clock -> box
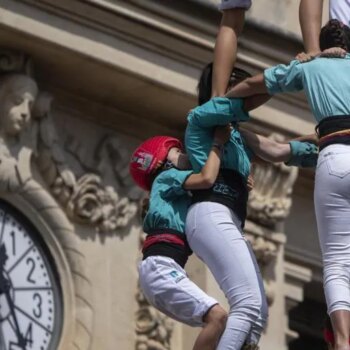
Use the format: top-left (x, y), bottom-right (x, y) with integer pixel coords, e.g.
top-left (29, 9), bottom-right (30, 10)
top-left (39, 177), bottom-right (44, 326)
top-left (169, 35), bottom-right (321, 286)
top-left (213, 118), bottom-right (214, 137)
top-left (0, 199), bottom-right (63, 350)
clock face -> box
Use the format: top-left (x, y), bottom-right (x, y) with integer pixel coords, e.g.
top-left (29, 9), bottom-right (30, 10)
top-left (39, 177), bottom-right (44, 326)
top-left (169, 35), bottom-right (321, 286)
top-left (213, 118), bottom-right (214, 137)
top-left (0, 200), bottom-right (62, 350)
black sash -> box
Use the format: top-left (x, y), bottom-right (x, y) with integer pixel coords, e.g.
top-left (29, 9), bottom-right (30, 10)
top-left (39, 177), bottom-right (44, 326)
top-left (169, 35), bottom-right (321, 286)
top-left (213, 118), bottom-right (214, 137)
top-left (191, 169), bottom-right (248, 228)
top-left (316, 115), bottom-right (350, 150)
top-left (142, 229), bottom-right (192, 268)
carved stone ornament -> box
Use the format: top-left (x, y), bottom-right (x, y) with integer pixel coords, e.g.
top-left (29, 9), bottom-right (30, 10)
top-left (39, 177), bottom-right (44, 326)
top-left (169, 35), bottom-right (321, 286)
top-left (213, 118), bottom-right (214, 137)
top-left (247, 133), bottom-right (299, 228)
top-left (34, 94), bottom-right (137, 233)
top-left (246, 233), bottom-right (278, 305)
top-left (135, 232), bottom-right (174, 350)
top-left (0, 51), bottom-right (137, 233)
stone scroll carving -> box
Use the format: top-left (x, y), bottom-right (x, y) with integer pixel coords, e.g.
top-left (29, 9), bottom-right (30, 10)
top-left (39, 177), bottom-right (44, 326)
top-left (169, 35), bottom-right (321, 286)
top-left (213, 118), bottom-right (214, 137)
top-left (33, 95), bottom-right (137, 233)
top-left (247, 134), bottom-right (299, 228)
top-left (0, 51), bottom-right (137, 233)
top-left (135, 232), bottom-right (174, 350)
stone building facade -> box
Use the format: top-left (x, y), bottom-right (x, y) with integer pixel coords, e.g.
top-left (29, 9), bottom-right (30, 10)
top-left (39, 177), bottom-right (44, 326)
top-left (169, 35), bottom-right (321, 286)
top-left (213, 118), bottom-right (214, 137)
top-left (0, 1), bottom-right (330, 349)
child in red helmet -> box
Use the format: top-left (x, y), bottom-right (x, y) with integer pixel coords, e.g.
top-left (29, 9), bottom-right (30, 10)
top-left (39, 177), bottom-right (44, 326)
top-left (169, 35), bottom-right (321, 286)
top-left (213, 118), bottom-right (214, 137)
top-left (130, 128), bottom-right (231, 350)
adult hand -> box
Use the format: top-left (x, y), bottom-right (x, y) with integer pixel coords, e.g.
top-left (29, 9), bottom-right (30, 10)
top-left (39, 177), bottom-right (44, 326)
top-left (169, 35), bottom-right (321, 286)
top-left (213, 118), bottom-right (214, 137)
top-left (320, 47), bottom-right (347, 58)
top-left (295, 51), bottom-right (318, 63)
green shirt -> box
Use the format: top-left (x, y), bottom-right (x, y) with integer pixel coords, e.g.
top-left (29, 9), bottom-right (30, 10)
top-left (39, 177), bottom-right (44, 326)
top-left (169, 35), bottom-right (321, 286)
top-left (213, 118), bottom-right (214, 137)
top-left (143, 168), bottom-right (193, 235)
top-left (264, 55), bottom-right (350, 122)
top-left (185, 97), bottom-right (253, 179)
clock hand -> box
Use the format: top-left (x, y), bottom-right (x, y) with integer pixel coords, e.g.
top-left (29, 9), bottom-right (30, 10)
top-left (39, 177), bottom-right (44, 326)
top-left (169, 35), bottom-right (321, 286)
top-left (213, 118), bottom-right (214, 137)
top-left (0, 244), bottom-right (7, 294)
top-left (5, 289), bottom-right (26, 350)
top-left (0, 244), bottom-right (26, 350)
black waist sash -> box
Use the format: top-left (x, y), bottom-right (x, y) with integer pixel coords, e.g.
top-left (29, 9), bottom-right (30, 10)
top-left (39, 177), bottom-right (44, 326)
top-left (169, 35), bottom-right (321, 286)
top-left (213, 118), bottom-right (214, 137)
top-left (316, 116), bottom-right (350, 150)
top-left (191, 169), bottom-right (248, 228)
top-left (142, 229), bottom-right (192, 268)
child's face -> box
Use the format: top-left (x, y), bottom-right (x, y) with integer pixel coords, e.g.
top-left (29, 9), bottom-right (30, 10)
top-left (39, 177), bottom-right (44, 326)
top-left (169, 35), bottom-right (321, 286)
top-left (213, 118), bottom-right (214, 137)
top-left (167, 147), bottom-right (192, 170)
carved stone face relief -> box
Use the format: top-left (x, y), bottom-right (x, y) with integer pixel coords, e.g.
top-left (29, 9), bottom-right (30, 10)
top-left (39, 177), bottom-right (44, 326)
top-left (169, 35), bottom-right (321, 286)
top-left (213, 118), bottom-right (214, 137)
top-left (0, 75), bottom-right (37, 137)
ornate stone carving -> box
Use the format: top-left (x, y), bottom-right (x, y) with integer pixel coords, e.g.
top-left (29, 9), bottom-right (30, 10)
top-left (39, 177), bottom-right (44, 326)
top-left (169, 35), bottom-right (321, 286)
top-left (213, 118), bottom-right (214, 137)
top-left (247, 133), bottom-right (299, 228)
top-left (0, 50), bottom-right (31, 75)
top-left (0, 60), bottom-right (137, 233)
top-left (33, 92), bottom-right (137, 232)
top-left (247, 235), bottom-right (278, 267)
top-left (246, 232), bottom-right (278, 306)
top-left (135, 287), bottom-right (174, 350)
top-left (135, 232), bottom-right (174, 350)
top-left (0, 74), bottom-right (38, 192)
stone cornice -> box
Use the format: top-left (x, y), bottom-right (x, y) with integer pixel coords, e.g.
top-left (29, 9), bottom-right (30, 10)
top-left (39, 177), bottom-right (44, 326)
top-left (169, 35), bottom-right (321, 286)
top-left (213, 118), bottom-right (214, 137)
top-left (0, 0), bottom-right (315, 136)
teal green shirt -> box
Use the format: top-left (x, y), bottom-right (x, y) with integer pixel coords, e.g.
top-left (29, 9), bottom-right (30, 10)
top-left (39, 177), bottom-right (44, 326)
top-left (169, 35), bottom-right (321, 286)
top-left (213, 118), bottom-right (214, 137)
top-left (185, 97), bottom-right (253, 179)
top-left (264, 55), bottom-right (350, 122)
top-left (143, 168), bottom-right (193, 235)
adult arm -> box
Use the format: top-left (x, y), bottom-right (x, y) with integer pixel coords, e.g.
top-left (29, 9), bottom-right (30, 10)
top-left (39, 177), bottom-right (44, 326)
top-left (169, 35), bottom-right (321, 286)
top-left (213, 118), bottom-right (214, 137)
top-left (240, 128), bottom-right (292, 163)
top-left (225, 73), bottom-right (267, 98)
top-left (226, 61), bottom-right (304, 99)
top-left (240, 128), bottom-right (318, 167)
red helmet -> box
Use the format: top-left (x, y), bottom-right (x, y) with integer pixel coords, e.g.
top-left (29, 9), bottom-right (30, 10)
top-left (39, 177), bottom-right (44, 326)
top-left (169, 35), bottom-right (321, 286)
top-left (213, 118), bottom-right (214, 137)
top-left (129, 136), bottom-right (183, 191)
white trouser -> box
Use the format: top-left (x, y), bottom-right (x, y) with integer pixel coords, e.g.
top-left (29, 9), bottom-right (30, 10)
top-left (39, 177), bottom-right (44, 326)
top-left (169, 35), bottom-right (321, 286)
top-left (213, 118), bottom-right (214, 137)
top-left (139, 256), bottom-right (218, 327)
top-left (330, 0), bottom-right (350, 26)
top-left (315, 144), bottom-right (350, 315)
top-left (186, 202), bottom-right (268, 349)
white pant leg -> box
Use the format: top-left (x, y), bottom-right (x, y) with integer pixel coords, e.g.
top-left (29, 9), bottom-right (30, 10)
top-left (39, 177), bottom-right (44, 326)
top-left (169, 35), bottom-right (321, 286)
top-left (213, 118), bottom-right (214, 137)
top-left (329, 0), bottom-right (350, 26)
top-left (186, 202), bottom-right (268, 349)
top-left (139, 256), bottom-right (218, 327)
top-left (315, 144), bottom-right (350, 314)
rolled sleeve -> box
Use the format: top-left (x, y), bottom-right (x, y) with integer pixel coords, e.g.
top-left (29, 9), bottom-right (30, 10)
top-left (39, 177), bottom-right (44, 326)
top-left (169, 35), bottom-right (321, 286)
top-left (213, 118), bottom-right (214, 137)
top-left (264, 60), bottom-right (304, 95)
top-left (161, 169), bottom-right (193, 198)
top-left (188, 97), bottom-right (249, 128)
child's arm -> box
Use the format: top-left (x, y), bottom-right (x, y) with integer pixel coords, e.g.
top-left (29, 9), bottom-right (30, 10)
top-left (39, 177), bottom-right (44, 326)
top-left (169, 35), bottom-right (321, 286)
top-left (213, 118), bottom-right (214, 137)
top-left (184, 125), bottom-right (230, 190)
top-left (212, 8), bottom-right (246, 97)
top-left (299, 0), bottom-right (323, 55)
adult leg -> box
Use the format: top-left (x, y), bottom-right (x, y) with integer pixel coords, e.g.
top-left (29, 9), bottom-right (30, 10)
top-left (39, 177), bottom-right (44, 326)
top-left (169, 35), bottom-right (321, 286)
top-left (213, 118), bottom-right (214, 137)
top-left (193, 304), bottom-right (228, 350)
top-left (299, 0), bottom-right (323, 54)
top-left (186, 202), bottom-right (268, 350)
top-left (212, 1), bottom-right (251, 97)
top-left (315, 145), bottom-right (350, 350)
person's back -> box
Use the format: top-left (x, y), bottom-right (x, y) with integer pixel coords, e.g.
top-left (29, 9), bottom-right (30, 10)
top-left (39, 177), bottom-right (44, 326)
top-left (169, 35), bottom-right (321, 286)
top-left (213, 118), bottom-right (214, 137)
top-left (300, 55), bottom-right (350, 121)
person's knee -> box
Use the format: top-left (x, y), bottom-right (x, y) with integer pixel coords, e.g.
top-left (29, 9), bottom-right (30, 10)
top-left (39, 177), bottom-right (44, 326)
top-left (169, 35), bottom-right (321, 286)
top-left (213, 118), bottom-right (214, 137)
top-left (204, 304), bottom-right (228, 331)
top-left (229, 292), bottom-right (264, 320)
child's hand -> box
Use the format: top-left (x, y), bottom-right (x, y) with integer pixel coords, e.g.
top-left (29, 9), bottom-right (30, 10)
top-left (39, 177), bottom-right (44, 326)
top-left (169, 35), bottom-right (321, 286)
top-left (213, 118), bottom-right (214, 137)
top-left (295, 51), bottom-right (318, 63)
top-left (320, 47), bottom-right (347, 58)
top-left (214, 124), bottom-right (231, 145)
